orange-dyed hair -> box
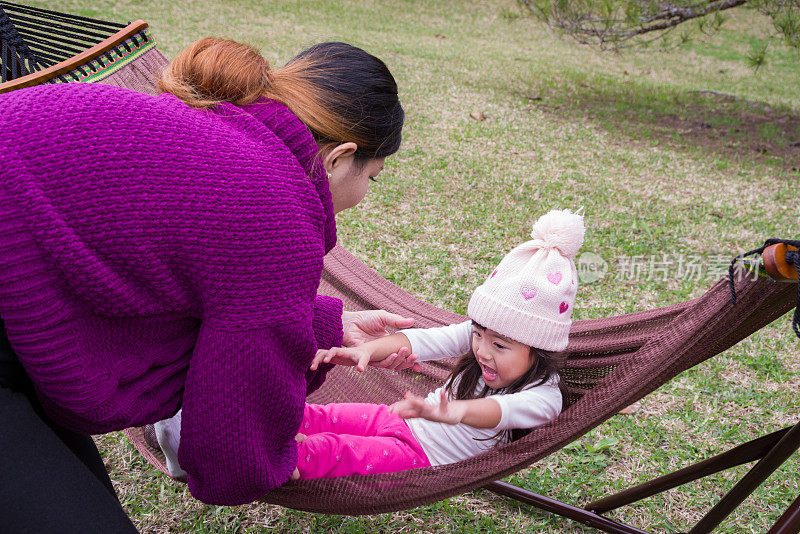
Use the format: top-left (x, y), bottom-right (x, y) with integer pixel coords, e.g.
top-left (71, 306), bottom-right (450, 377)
top-left (158, 37), bottom-right (403, 160)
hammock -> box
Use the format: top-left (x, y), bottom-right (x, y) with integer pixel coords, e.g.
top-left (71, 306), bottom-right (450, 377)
top-left (0, 2), bottom-right (165, 94)
top-left (3, 5), bottom-right (798, 531)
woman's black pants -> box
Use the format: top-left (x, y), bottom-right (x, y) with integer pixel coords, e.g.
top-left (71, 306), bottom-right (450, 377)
top-left (0, 321), bottom-right (139, 533)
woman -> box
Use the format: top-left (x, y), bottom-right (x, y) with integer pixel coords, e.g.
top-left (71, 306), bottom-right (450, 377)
top-left (0, 37), bottom-right (412, 532)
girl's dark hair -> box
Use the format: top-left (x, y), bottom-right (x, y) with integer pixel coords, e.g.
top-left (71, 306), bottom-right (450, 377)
top-left (444, 321), bottom-right (564, 445)
top-left (159, 38), bottom-right (404, 161)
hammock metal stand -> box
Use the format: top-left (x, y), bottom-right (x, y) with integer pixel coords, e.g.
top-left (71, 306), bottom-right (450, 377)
top-left (487, 420), bottom-right (800, 534)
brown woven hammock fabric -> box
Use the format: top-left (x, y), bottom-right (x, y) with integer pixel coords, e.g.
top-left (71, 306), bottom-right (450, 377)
top-left (125, 246), bottom-right (796, 515)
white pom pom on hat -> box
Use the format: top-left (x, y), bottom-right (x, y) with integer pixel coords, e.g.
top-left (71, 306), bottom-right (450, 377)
top-left (467, 208), bottom-right (586, 352)
top-left (528, 208), bottom-right (586, 259)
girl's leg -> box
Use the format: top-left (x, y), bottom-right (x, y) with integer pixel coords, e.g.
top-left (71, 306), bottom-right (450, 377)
top-left (154, 409), bottom-right (187, 480)
top-left (296, 404), bottom-right (431, 479)
top-left (296, 432), bottom-right (428, 478)
top-left (300, 402), bottom-right (396, 435)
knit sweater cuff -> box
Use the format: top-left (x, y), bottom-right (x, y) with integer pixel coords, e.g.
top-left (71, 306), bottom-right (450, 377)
top-left (312, 295), bottom-right (344, 349)
top-left (306, 295), bottom-right (344, 394)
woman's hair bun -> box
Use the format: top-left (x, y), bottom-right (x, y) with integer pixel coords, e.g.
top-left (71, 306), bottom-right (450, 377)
top-left (158, 37), bottom-right (271, 109)
top-left (529, 209), bottom-right (585, 258)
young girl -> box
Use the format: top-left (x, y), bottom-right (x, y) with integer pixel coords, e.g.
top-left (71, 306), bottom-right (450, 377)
top-left (295, 208), bottom-right (584, 478)
top-left (156, 208), bottom-right (584, 480)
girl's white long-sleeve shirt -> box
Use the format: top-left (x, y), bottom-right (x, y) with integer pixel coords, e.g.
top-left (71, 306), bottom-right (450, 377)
top-left (400, 321), bottom-right (562, 466)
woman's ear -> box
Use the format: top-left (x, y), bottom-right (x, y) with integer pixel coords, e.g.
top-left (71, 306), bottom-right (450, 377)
top-left (322, 142), bottom-right (358, 175)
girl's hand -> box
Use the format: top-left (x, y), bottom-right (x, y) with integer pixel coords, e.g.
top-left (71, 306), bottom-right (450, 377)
top-left (310, 346), bottom-right (371, 372)
top-left (369, 346), bottom-right (422, 372)
top-left (390, 389), bottom-right (464, 425)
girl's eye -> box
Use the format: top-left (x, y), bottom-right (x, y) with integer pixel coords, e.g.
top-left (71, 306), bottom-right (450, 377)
top-left (472, 330), bottom-right (481, 338)
top-left (494, 343), bottom-right (506, 350)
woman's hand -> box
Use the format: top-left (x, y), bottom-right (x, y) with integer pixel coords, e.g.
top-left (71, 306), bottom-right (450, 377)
top-left (341, 310), bottom-right (415, 347)
top-left (369, 346), bottom-right (422, 372)
top-left (390, 389), bottom-right (464, 425)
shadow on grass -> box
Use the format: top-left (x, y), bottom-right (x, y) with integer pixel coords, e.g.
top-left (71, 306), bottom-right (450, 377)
top-left (515, 80), bottom-right (800, 172)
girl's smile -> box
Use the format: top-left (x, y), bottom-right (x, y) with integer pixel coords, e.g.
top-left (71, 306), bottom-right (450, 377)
top-left (479, 362), bottom-right (499, 383)
top-left (471, 324), bottom-right (535, 389)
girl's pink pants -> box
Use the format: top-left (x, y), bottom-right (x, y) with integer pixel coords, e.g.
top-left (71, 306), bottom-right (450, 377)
top-left (295, 403), bottom-right (431, 479)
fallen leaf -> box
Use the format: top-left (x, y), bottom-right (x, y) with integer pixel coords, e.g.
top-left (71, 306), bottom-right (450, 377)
top-left (435, 33), bottom-right (446, 39)
top-left (469, 111), bottom-right (486, 121)
top-left (617, 402), bottom-right (641, 415)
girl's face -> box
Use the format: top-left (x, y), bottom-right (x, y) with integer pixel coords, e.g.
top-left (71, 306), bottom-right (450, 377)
top-left (471, 324), bottom-right (535, 389)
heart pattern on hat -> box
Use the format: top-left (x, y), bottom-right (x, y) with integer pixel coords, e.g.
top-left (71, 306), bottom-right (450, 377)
top-left (521, 286), bottom-right (537, 300)
top-left (547, 272), bottom-right (562, 285)
top-left (466, 209), bottom-right (585, 352)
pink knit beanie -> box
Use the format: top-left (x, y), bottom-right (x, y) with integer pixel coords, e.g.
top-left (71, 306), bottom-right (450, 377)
top-left (466, 209), bottom-right (585, 351)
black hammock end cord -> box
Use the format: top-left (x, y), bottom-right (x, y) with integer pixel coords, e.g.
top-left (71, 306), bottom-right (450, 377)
top-left (727, 238), bottom-right (800, 339)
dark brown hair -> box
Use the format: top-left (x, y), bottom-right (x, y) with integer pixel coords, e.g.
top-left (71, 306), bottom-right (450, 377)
top-left (158, 38), bottom-right (403, 161)
top-left (444, 321), bottom-right (564, 444)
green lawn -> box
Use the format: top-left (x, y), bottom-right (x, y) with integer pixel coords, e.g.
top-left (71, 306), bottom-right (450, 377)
top-left (28, 0), bottom-right (800, 531)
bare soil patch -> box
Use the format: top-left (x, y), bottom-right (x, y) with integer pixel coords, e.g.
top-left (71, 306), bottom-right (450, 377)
top-left (531, 90), bottom-right (800, 171)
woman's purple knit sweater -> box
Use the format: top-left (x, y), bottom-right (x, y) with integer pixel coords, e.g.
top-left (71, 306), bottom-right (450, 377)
top-left (0, 83), bottom-right (343, 505)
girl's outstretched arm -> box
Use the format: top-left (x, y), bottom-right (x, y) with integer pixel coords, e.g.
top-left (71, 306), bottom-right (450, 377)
top-left (390, 389), bottom-right (502, 429)
top-left (310, 332), bottom-right (416, 372)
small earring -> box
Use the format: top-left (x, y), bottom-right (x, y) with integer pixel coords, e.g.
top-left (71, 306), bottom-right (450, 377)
top-left (326, 172), bottom-right (332, 180)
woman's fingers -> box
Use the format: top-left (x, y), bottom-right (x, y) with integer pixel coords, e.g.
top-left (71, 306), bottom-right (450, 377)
top-left (404, 353), bottom-right (420, 371)
top-left (381, 311), bottom-right (415, 330)
top-left (390, 348), bottom-right (419, 371)
top-left (382, 352), bottom-right (399, 369)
